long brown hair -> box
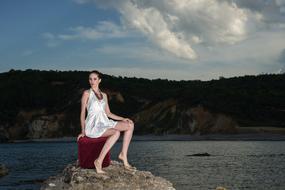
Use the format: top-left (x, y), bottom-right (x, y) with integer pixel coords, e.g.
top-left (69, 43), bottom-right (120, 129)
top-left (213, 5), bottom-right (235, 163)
top-left (89, 70), bottom-right (102, 79)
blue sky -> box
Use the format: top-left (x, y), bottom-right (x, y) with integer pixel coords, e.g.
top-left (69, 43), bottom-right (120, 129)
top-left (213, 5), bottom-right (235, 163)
top-left (0, 0), bottom-right (285, 80)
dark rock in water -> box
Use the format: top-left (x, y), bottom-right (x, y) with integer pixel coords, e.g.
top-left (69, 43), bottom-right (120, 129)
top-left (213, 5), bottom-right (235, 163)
top-left (41, 161), bottom-right (175, 190)
top-left (0, 127), bottom-right (10, 143)
top-left (186, 152), bottom-right (211, 156)
top-left (0, 135), bottom-right (9, 143)
top-left (0, 164), bottom-right (9, 177)
top-left (19, 178), bottom-right (45, 184)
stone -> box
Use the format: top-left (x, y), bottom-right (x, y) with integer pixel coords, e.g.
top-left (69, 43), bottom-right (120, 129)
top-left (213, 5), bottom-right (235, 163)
top-left (0, 164), bottom-right (9, 177)
top-left (48, 183), bottom-right (56, 187)
top-left (216, 186), bottom-right (227, 190)
top-left (41, 161), bottom-right (175, 190)
top-left (186, 152), bottom-right (211, 156)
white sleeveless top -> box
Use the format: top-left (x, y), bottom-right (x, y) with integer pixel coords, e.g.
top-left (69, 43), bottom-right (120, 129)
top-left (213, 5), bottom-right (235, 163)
top-left (84, 88), bottom-right (118, 138)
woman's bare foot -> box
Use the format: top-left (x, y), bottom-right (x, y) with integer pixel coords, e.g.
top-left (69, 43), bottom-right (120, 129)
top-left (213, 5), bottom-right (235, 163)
top-left (94, 159), bottom-right (106, 174)
top-left (118, 153), bottom-right (136, 170)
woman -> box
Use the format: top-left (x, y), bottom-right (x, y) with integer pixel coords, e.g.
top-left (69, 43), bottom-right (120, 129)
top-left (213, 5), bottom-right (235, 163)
top-left (77, 70), bottom-right (135, 174)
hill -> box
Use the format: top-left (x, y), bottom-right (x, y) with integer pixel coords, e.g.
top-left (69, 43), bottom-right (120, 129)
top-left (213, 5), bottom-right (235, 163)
top-left (0, 69), bottom-right (284, 142)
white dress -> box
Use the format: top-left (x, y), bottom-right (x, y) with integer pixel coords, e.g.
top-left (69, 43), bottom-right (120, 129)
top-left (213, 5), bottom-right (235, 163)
top-left (85, 88), bottom-right (118, 138)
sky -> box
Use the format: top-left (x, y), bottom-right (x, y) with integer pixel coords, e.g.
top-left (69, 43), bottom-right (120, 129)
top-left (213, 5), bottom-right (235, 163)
top-left (0, 0), bottom-right (285, 81)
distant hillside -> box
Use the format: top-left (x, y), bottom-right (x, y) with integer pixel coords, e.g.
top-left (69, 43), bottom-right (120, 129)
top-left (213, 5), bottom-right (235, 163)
top-left (0, 69), bottom-right (284, 142)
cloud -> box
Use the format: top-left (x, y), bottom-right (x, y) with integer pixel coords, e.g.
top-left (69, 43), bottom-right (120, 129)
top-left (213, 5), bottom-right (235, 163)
top-left (118, 1), bottom-right (197, 60)
top-left (42, 21), bottom-right (129, 47)
top-left (96, 61), bottom-right (271, 81)
top-left (42, 32), bottom-right (60, 47)
top-left (21, 49), bottom-right (34, 56)
top-left (77, 0), bottom-right (264, 60)
top-left (230, 0), bottom-right (285, 25)
top-left (279, 49), bottom-right (285, 63)
top-left (59, 21), bottom-right (128, 40)
top-left (95, 42), bottom-right (191, 64)
top-left (278, 49), bottom-right (285, 73)
top-left (68, 0), bottom-right (285, 79)
top-left (276, 0), bottom-right (285, 13)
top-left (72, 0), bottom-right (92, 4)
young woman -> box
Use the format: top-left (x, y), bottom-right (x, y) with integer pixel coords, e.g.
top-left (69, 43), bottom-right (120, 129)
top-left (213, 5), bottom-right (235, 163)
top-left (77, 70), bottom-right (135, 174)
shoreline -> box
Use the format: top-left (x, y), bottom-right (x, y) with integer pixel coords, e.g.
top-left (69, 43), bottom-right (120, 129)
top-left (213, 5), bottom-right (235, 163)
top-left (8, 133), bottom-right (285, 143)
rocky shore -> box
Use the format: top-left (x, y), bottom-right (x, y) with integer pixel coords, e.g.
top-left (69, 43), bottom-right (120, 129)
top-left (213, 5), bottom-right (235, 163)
top-left (41, 161), bottom-right (175, 190)
top-left (0, 164), bottom-right (9, 177)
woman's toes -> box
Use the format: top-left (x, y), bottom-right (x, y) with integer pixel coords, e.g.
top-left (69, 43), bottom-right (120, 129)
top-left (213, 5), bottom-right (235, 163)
top-left (118, 153), bottom-right (125, 161)
top-left (94, 160), bottom-right (106, 174)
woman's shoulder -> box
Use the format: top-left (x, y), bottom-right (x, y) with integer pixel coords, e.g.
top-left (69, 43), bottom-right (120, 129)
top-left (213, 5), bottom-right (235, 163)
top-left (101, 91), bottom-right (108, 99)
top-left (83, 89), bottom-right (90, 96)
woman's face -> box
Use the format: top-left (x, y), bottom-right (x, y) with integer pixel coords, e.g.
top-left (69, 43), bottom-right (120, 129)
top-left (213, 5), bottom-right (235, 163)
top-left (89, 73), bottom-right (101, 87)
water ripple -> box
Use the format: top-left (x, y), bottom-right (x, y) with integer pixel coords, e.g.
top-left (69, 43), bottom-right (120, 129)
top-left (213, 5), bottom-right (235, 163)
top-left (0, 141), bottom-right (285, 190)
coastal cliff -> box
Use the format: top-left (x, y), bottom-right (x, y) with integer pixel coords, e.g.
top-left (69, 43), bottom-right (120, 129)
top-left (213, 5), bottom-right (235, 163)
top-left (41, 161), bottom-right (175, 190)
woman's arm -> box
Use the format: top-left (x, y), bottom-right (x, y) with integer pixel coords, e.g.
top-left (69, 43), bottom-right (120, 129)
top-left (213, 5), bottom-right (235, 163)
top-left (80, 90), bottom-right (89, 135)
top-left (103, 93), bottom-right (125, 121)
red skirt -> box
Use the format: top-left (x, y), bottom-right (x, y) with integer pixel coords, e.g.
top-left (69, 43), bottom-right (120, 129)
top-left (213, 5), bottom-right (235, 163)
top-left (77, 136), bottom-right (111, 168)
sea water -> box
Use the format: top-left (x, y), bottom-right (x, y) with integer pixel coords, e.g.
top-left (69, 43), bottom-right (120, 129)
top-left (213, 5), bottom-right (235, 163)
top-left (0, 140), bottom-right (285, 190)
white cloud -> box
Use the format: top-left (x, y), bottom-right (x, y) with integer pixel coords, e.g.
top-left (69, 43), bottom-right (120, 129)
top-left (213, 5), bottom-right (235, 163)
top-left (118, 0), bottom-right (253, 59)
top-left (79, 0), bottom-right (263, 60)
top-left (72, 0), bottom-right (91, 4)
top-left (118, 1), bottom-right (197, 60)
top-left (278, 48), bottom-right (285, 73)
top-left (98, 67), bottom-right (200, 81)
top-left (42, 32), bottom-right (60, 47)
top-left (97, 63), bottom-right (270, 81)
top-left (95, 42), bottom-right (191, 64)
top-left (68, 0), bottom-right (285, 80)
top-left (191, 36), bottom-right (203, 44)
top-left (231, 0), bottom-right (285, 27)
top-left (59, 21), bottom-right (128, 40)
top-left (42, 21), bottom-right (129, 47)
top-left (58, 26), bottom-right (101, 40)
top-left (276, 0), bottom-right (285, 13)
top-left (21, 50), bottom-right (34, 56)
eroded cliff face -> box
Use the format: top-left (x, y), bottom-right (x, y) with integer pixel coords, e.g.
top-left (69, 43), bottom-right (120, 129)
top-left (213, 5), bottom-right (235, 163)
top-left (0, 90), bottom-right (239, 142)
top-left (26, 115), bottom-right (63, 139)
top-left (133, 99), bottom-right (238, 135)
top-left (41, 161), bottom-right (175, 190)
top-left (1, 110), bottom-right (75, 142)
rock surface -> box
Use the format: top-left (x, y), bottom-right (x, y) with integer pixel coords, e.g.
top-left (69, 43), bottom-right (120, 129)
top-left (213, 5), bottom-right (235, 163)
top-left (186, 152), bottom-right (211, 157)
top-left (41, 161), bottom-right (175, 190)
top-left (0, 164), bottom-right (9, 177)
top-left (0, 126), bottom-right (9, 143)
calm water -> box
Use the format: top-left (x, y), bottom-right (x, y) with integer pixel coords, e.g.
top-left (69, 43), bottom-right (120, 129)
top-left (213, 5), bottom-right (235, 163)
top-left (0, 140), bottom-right (285, 190)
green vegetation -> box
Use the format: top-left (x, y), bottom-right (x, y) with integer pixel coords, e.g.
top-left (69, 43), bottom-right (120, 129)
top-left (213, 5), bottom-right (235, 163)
top-left (0, 69), bottom-right (284, 140)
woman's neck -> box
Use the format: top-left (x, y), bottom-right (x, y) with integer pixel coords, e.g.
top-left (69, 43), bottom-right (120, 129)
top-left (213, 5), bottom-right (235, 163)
top-left (91, 87), bottom-right (100, 93)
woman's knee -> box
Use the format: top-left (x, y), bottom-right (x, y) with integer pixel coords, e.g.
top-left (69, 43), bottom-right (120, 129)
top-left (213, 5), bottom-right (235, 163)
top-left (115, 121), bottom-right (129, 131)
top-left (128, 122), bottom-right (134, 131)
top-left (101, 128), bottom-right (116, 137)
top-left (114, 130), bottom-right (120, 138)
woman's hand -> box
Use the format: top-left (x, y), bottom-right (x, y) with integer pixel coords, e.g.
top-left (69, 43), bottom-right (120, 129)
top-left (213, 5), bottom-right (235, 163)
top-left (77, 133), bottom-right (85, 141)
top-left (123, 118), bottom-right (134, 124)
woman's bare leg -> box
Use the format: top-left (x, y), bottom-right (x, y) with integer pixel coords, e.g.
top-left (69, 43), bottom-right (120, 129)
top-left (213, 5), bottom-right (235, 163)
top-left (94, 129), bottom-right (120, 174)
top-left (114, 121), bottom-right (134, 168)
